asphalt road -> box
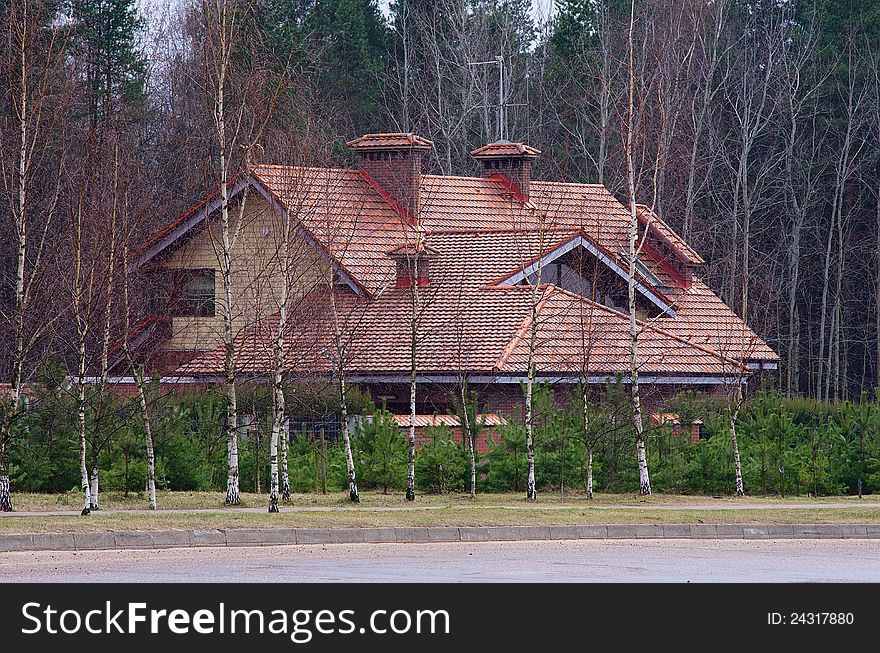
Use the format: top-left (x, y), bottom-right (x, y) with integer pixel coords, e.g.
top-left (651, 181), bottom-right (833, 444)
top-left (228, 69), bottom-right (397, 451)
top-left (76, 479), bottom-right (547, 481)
top-left (2, 539), bottom-right (879, 582)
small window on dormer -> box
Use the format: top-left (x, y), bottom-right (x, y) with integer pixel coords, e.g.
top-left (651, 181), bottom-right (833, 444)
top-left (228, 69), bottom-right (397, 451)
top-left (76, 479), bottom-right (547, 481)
top-left (395, 257), bottom-right (429, 288)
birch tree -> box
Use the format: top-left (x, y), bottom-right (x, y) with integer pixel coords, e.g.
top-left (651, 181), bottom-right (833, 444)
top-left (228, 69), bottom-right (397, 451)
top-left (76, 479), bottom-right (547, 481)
top-left (199, 0), bottom-right (282, 504)
top-left (0, 0), bottom-right (67, 511)
top-left (624, 0), bottom-right (650, 495)
top-left (120, 171), bottom-right (158, 510)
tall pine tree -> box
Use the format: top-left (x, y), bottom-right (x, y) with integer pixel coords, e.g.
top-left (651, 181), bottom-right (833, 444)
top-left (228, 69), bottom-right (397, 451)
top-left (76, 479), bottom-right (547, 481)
top-left (68, 0), bottom-right (147, 127)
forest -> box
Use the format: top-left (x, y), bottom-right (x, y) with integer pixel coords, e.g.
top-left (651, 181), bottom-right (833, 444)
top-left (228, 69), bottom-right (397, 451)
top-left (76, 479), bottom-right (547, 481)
top-left (1, 0), bottom-right (880, 509)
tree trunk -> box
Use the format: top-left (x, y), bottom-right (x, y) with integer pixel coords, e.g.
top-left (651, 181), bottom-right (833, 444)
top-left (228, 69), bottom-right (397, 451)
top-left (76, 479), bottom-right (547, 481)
top-left (524, 277), bottom-right (540, 501)
top-left (525, 358), bottom-right (538, 501)
top-left (625, 0), bottom-right (650, 496)
top-left (136, 369), bottom-right (157, 510)
top-left (587, 445), bottom-right (593, 500)
top-left (0, 435), bottom-right (11, 512)
top-left (225, 387), bottom-right (240, 505)
top-left (729, 395), bottom-right (744, 496)
top-left (339, 374), bottom-right (359, 503)
top-left (89, 457), bottom-right (99, 510)
top-left (77, 355), bottom-right (91, 515)
top-left (269, 389), bottom-right (280, 513)
top-left (280, 419), bottom-right (291, 500)
top-left (405, 256), bottom-right (419, 502)
top-left (406, 362), bottom-right (417, 501)
top-left (460, 382), bottom-right (476, 498)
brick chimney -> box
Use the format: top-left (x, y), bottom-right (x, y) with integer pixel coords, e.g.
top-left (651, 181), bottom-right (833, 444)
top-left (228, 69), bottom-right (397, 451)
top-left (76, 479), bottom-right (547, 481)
top-left (347, 133), bottom-right (433, 225)
top-left (471, 140), bottom-right (541, 201)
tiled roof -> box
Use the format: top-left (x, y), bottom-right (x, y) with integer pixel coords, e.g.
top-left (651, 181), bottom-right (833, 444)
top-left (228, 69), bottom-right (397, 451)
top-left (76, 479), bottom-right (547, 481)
top-left (470, 141), bottom-right (541, 158)
top-left (392, 414), bottom-right (508, 428)
top-left (252, 165), bottom-right (412, 295)
top-left (141, 155), bottom-right (776, 380)
top-left (346, 133), bottom-right (433, 150)
top-left (636, 204), bottom-right (704, 265)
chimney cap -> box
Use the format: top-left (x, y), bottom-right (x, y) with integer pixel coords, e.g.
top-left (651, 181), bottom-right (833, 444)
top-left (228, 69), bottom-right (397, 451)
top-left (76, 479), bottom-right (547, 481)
top-left (347, 132), bottom-right (433, 151)
top-left (470, 140), bottom-right (540, 159)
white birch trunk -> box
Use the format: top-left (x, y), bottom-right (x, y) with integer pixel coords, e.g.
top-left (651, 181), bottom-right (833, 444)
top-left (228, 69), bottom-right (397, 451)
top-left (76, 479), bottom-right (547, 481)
top-left (340, 374), bottom-right (359, 503)
top-left (525, 298), bottom-right (539, 501)
top-left (729, 402), bottom-right (744, 496)
top-left (459, 383), bottom-right (476, 498)
top-left (280, 419), bottom-right (290, 500)
top-left (77, 350), bottom-right (92, 515)
top-left (468, 429), bottom-right (476, 499)
top-left (581, 384), bottom-right (593, 500)
top-left (89, 463), bottom-right (99, 510)
top-left (587, 446), bottom-right (593, 500)
top-left (135, 369), bottom-right (158, 510)
top-left (225, 385), bottom-right (240, 505)
top-left (269, 406), bottom-right (280, 513)
top-left (405, 253), bottom-right (419, 502)
top-left (406, 362), bottom-right (417, 501)
top-left (207, 0), bottom-right (240, 506)
top-left (328, 284), bottom-right (359, 503)
top-left (626, 0), bottom-right (650, 496)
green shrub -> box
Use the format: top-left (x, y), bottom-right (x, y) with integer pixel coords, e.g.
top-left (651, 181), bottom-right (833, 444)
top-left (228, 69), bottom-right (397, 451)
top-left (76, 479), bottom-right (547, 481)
top-left (353, 409), bottom-right (407, 493)
top-left (415, 423), bottom-right (468, 493)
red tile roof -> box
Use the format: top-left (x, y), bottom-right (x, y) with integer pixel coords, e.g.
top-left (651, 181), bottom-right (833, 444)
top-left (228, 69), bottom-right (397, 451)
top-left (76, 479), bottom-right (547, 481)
top-left (636, 204), bottom-right (704, 266)
top-left (138, 153), bottom-right (777, 381)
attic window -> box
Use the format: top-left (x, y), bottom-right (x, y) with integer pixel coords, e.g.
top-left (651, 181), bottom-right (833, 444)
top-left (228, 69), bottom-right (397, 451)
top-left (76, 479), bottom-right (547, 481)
top-left (395, 257), bottom-right (430, 288)
top-left (619, 252), bottom-right (662, 288)
top-left (171, 269), bottom-right (215, 317)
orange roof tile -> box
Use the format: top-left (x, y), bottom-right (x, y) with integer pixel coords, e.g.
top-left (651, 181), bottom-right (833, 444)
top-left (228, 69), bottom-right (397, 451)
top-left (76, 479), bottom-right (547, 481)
top-left (470, 141), bottom-right (541, 158)
top-left (138, 154), bottom-right (776, 381)
top-left (346, 133), bottom-right (433, 150)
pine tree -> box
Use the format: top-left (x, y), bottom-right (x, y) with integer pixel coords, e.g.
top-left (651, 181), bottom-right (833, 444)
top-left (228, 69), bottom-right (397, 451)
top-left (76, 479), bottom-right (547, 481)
top-left (68, 0), bottom-right (147, 125)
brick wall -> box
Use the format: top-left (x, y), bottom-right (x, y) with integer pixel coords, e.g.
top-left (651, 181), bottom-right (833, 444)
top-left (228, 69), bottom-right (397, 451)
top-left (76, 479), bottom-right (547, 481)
top-left (480, 158), bottom-right (533, 198)
top-left (359, 150), bottom-right (423, 219)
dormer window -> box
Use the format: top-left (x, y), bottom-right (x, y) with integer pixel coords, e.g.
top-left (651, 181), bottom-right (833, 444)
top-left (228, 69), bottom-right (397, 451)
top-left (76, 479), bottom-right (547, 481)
top-left (387, 241), bottom-right (438, 289)
top-left (395, 257), bottom-right (430, 288)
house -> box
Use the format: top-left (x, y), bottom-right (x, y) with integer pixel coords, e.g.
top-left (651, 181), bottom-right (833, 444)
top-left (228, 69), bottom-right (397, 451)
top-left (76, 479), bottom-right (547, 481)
top-left (121, 132), bottom-right (778, 421)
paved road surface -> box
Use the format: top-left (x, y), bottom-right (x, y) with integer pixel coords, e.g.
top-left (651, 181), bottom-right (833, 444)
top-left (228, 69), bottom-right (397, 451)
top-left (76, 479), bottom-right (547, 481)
top-left (2, 539), bottom-right (878, 582)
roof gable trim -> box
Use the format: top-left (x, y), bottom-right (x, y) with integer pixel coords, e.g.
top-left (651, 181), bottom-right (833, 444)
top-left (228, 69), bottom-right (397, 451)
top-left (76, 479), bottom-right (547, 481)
top-left (495, 234), bottom-right (677, 317)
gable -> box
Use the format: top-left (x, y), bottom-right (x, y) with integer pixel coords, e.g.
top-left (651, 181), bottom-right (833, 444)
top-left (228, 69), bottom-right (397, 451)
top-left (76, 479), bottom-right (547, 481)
top-left (133, 173), bottom-right (367, 297)
top-left (494, 234), bottom-right (677, 318)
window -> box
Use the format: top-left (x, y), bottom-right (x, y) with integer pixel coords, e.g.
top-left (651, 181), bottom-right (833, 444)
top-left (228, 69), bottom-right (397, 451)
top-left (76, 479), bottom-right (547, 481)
top-left (395, 257), bottom-right (430, 287)
top-left (172, 269), bottom-right (215, 317)
top-left (618, 251), bottom-right (663, 288)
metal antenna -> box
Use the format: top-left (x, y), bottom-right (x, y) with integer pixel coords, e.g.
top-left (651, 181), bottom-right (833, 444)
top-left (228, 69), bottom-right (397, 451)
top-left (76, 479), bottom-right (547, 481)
top-left (470, 54), bottom-right (526, 142)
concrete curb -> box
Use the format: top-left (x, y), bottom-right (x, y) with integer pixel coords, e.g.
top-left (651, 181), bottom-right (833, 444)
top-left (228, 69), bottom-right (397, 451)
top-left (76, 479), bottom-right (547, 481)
top-left (2, 524), bottom-right (878, 552)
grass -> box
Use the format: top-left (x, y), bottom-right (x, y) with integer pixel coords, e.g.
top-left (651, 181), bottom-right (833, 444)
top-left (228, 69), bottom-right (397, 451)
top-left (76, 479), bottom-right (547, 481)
top-left (10, 489), bottom-right (880, 512)
top-left (1, 490), bottom-right (879, 534)
top-left (2, 507), bottom-right (880, 534)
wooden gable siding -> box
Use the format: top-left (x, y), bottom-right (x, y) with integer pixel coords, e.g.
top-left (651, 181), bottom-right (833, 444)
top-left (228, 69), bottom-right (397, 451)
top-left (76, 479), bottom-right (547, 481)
top-left (158, 194), bottom-right (330, 352)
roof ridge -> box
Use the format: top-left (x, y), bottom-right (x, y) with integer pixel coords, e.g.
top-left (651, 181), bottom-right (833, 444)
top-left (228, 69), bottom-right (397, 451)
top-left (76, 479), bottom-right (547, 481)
top-left (425, 226), bottom-right (580, 237)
